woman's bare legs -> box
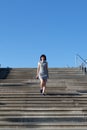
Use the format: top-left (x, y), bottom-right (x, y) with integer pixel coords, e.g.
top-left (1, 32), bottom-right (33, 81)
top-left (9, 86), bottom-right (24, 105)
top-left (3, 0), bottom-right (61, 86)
top-left (40, 79), bottom-right (47, 94)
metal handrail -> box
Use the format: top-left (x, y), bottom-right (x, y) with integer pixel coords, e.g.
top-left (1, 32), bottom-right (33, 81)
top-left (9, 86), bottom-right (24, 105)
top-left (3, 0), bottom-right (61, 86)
top-left (76, 54), bottom-right (87, 64)
top-left (76, 54), bottom-right (87, 73)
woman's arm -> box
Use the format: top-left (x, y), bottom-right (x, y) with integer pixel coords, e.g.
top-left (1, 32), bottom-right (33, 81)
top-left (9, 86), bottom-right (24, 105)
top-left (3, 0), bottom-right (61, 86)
top-left (46, 62), bottom-right (49, 78)
top-left (36, 63), bottom-right (40, 79)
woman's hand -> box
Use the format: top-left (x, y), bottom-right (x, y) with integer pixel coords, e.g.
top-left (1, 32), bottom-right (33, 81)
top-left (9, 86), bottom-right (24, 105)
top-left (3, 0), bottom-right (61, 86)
top-left (36, 75), bottom-right (39, 79)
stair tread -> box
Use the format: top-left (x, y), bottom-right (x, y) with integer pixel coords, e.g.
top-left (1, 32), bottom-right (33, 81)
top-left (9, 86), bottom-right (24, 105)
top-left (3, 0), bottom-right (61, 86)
top-left (0, 68), bottom-right (87, 129)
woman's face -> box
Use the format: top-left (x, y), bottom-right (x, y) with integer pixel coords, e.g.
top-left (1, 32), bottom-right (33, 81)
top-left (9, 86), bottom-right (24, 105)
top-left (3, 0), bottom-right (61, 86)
top-left (41, 56), bottom-right (45, 61)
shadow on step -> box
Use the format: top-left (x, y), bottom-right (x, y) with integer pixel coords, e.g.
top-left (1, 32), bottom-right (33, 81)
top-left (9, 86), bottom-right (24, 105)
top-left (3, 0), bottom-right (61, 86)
top-left (77, 90), bottom-right (87, 93)
top-left (0, 67), bottom-right (12, 79)
top-left (46, 92), bottom-right (80, 96)
top-left (25, 82), bottom-right (39, 85)
top-left (4, 117), bottom-right (87, 123)
top-left (0, 102), bottom-right (6, 105)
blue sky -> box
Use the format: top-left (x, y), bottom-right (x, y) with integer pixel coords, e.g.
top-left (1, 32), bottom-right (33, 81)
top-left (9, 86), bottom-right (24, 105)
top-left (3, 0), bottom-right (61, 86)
top-left (0, 0), bottom-right (87, 68)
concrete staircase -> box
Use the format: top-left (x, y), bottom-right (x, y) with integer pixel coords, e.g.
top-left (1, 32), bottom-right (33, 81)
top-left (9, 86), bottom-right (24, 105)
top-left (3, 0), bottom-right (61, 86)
top-left (0, 68), bottom-right (87, 130)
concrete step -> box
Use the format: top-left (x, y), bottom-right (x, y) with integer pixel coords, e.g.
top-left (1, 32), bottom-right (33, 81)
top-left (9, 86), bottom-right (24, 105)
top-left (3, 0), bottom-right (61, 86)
top-left (0, 100), bottom-right (87, 105)
top-left (0, 106), bottom-right (87, 111)
top-left (0, 93), bottom-right (87, 97)
top-left (0, 68), bottom-right (87, 129)
top-left (0, 128), bottom-right (87, 130)
top-left (0, 110), bottom-right (86, 116)
top-left (0, 121), bottom-right (87, 128)
top-left (5, 68), bottom-right (84, 79)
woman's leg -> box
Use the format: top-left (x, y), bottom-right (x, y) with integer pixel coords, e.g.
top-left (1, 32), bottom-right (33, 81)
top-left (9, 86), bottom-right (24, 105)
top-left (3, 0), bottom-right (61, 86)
top-left (40, 79), bottom-right (47, 94)
top-left (42, 80), bottom-right (46, 94)
top-left (40, 78), bottom-right (43, 89)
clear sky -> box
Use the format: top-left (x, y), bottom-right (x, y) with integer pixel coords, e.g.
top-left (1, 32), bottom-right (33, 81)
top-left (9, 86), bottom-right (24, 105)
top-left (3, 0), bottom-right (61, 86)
top-left (0, 0), bottom-right (87, 68)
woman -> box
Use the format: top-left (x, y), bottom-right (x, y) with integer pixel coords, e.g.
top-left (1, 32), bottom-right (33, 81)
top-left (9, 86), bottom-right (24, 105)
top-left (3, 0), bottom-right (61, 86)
top-left (36, 54), bottom-right (49, 95)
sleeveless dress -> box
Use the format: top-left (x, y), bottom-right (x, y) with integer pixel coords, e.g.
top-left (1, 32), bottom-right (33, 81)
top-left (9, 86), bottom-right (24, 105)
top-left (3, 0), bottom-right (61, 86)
top-left (38, 61), bottom-right (48, 80)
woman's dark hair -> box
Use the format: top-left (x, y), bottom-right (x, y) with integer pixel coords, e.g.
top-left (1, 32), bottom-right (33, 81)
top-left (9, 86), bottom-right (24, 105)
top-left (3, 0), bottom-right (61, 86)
top-left (40, 54), bottom-right (47, 61)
